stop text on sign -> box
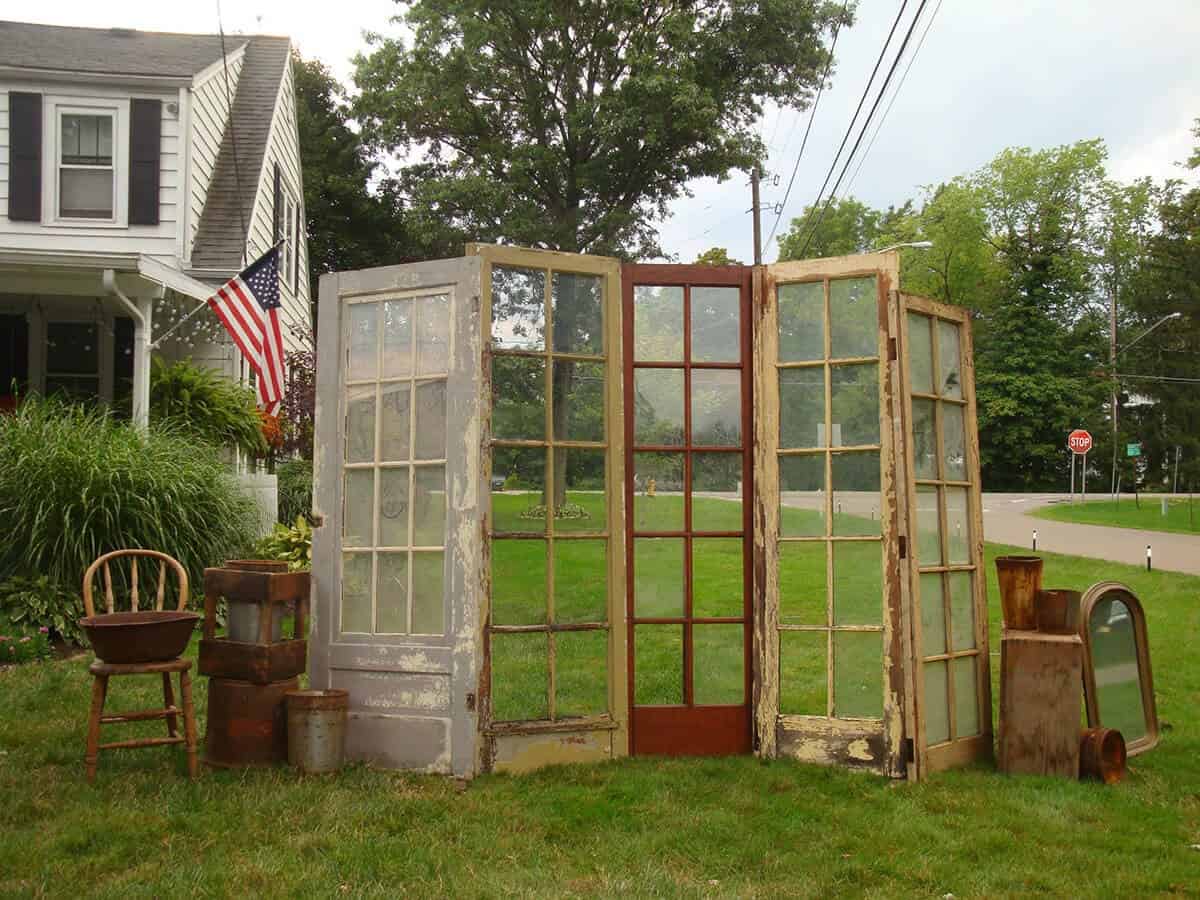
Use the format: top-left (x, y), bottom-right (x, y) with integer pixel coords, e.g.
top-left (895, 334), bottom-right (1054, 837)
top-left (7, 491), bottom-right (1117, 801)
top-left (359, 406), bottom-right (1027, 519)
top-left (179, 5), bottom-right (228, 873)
top-left (1068, 429), bottom-right (1093, 454)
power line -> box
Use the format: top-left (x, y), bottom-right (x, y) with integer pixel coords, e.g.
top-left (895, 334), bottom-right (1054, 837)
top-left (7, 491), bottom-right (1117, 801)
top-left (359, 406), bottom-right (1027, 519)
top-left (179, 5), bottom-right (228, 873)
top-left (763, 2), bottom-right (849, 252)
top-left (843, 0), bottom-right (943, 198)
top-left (774, 0), bottom-right (910, 256)
top-left (1114, 373), bottom-right (1200, 384)
top-left (798, 0), bottom-right (931, 259)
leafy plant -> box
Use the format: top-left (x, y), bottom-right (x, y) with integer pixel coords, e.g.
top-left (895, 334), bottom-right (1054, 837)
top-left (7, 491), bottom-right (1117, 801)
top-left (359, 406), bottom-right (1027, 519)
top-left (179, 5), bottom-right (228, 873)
top-left (277, 458), bottom-right (314, 525)
top-left (0, 576), bottom-right (86, 645)
top-left (253, 517), bottom-right (313, 571)
top-left (0, 396), bottom-right (259, 604)
top-left (149, 357), bottom-right (268, 457)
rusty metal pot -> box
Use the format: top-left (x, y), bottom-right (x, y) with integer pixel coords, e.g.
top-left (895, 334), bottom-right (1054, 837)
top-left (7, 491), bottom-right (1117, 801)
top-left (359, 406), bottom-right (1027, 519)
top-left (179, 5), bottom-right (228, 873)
top-left (995, 556), bottom-right (1043, 630)
top-left (286, 689), bottom-right (349, 774)
top-left (79, 610), bottom-right (199, 663)
top-left (1079, 727), bottom-right (1126, 784)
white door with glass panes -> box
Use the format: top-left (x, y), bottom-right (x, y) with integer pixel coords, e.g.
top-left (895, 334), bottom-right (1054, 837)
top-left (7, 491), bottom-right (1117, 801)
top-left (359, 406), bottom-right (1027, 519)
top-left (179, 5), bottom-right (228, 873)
top-left (310, 257), bottom-right (483, 777)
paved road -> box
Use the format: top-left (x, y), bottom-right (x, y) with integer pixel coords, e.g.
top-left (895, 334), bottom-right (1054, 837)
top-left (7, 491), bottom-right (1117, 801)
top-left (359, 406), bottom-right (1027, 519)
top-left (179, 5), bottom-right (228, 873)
top-left (981, 493), bottom-right (1200, 576)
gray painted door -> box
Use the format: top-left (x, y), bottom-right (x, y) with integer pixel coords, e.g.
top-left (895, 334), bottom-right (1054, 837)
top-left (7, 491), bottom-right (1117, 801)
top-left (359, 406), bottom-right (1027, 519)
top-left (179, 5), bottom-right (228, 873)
top-left (310, 258), bottom-right (484, 777)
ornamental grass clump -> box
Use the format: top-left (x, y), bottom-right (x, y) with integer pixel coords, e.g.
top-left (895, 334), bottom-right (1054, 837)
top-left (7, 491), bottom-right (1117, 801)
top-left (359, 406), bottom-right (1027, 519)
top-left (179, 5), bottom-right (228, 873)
top-left (0, 397), bottom-right (258, 609)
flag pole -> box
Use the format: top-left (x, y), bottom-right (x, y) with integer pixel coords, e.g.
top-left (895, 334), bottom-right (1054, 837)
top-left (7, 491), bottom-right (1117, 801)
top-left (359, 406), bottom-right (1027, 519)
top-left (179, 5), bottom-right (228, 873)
top-left (148, 240), bottom-right (287, 350)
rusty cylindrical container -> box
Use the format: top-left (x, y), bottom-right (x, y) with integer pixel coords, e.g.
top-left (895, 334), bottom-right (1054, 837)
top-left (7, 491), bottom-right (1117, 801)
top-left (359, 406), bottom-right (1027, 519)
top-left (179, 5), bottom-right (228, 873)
top-left (1079, 728), bottom-right (1126, 784)
top-left (222, 560), bottom-right (289, 642)
top-left (995, 556), bottom-right (1043, 630)
top-left (286, 690), bottom-right (349, 774)
top-left (1036, 588), bottom-right (1082, 634)
top-left (204, 676), bottom-right (299, 767)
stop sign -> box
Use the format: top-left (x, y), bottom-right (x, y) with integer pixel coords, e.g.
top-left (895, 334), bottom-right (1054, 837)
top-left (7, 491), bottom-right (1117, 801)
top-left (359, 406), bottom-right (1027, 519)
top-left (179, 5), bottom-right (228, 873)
top-left (1068, 429), bottom-right (1093, 454)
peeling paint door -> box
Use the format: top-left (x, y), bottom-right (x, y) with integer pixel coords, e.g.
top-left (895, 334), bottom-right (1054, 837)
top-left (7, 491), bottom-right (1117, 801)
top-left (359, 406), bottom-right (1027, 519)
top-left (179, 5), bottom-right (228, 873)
top-left (622, 264), bottom-right (755, 755)
top-left (754, 254), bottom-right (909, 777)
top-left (897, 294), bottom-right (992, 776)
top-left (311, 258), bottom-right (483, 777)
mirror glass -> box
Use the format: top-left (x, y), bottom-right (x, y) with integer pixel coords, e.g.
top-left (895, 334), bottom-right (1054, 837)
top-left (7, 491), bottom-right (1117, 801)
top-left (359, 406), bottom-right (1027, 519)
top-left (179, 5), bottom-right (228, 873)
top-left (1087, 593), bottom-right (1148, 743)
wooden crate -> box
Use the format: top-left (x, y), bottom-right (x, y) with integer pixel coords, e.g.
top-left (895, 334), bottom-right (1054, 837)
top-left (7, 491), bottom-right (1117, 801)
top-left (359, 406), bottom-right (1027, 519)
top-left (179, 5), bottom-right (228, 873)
top-left (198, 638), bottom-right (307, 684)
top-left (998, 629), bottom-right (1083, 777)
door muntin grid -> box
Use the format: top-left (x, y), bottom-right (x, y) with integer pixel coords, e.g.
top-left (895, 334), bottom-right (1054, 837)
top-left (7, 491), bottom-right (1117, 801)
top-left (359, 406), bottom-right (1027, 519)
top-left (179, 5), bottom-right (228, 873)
top-left (906, 310), bottom-right (985, 746)
top-left (488, 263), bottom-right (613, 724)
top-left (628, 281), bottom-right (751, 709)
top-left (776, 275), bottom-right (886, 720)
top-left (339, 291), bottom-right (451, 638)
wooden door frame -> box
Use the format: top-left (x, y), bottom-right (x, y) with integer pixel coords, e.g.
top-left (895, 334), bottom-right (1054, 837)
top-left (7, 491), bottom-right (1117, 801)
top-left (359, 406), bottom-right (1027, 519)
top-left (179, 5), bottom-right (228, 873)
top-left (753, 252), bottom-right (910, 777)
top-left (468, 243), bottom-right (629, 773)
top-left (896, 293), bottom-right (993, 777)
top-left (310, 258), bottom-right (484, 778)
top-left (621, 263), bottom-right (755, 756)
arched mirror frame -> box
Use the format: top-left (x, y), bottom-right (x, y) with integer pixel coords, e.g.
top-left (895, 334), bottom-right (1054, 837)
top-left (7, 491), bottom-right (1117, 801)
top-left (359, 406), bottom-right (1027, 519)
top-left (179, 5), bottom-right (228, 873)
top-left (1078, 581), bottom-right (1159, 756)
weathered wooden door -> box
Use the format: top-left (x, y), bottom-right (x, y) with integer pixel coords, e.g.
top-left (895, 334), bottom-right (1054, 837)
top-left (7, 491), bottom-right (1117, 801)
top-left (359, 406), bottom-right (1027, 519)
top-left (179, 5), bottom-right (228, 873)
top-left (754, 253), bottom-right (909, 777)
top-left (471, 244), bottom-right (628, 773)
top-left (622, 264), bottom-right (754, 755)
top-left (311, 258), bottom-right (484, 777)
top-left (897, 294), bottom-right (992, 776)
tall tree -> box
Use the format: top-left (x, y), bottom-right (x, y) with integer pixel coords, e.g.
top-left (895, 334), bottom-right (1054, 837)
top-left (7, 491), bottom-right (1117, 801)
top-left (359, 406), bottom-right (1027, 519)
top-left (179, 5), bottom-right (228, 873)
top-left (293, 54), bottom-right (459, 306)
top-left (353, 0), bottom-right (850, 260)
top-left (775, 196), bottom-right (883, 260)
top-left (694, 247), bottom-right (744, 266)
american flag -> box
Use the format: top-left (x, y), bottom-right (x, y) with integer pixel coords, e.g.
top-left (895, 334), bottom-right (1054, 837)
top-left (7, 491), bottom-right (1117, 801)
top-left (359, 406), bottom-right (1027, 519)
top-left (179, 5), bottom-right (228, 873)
top-left (206, 246), bottom-right (286, 415)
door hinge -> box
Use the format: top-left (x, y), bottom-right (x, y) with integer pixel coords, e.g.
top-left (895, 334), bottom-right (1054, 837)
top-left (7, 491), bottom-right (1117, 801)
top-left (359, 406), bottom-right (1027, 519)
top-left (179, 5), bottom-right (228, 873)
top-left (466, 691), bottom-right (476, 712)
top-left (899, 535), bottom-right (907, 559)
top-left (888, 336), bottom-right (898, 361)
top-left (904, 736), bottom-right (915, 765)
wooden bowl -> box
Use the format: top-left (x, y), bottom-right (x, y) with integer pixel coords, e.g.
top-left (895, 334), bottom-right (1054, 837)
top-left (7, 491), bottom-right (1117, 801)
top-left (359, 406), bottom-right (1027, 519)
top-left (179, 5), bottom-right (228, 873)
top-left (79, 610), bottom-right (200, 664)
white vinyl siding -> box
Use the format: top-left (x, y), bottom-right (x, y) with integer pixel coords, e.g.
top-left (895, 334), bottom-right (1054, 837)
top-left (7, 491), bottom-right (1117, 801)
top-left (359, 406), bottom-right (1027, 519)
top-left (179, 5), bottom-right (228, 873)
top-left (0, 83), bottom-right (181, 261)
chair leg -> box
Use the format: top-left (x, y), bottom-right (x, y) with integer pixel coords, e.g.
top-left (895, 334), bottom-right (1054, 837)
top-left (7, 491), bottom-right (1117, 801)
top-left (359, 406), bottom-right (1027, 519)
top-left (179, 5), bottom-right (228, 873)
top-left (161, 672), bottom-right (179, 738)
top-left (85, 674), bottom-right (108, 783)
top-left (179, 670), bottom-right (199, 780)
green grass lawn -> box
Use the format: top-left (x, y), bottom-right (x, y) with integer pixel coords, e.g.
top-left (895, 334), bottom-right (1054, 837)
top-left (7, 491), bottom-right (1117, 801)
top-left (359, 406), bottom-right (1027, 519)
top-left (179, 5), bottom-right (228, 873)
top-left (1032, 496), bottom-right (1200, 535)
top-left (1, 544), bottom-right (1198, 896)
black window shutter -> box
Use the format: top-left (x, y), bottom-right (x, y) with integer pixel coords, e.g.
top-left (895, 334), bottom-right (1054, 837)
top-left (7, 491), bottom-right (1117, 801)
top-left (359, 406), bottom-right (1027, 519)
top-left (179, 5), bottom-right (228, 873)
top-left (8, 92), bottom-right (42, 222)
top-left (293, 198), bottom-right (301, 293)
top-left (128, 98), bottom-right (161, 225)
top-left (272, 162), bottom-right (282, 243)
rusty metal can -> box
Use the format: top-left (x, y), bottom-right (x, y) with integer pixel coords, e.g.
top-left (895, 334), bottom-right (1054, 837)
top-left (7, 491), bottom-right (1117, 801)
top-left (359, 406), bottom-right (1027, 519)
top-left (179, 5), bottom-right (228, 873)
top-left (286, 689), bottom-right (349, 774)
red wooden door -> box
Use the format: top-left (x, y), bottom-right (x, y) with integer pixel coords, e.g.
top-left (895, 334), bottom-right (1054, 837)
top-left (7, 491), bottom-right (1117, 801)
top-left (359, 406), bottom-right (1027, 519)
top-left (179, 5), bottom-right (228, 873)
top-left (622, 264), bottom-right (754, 755)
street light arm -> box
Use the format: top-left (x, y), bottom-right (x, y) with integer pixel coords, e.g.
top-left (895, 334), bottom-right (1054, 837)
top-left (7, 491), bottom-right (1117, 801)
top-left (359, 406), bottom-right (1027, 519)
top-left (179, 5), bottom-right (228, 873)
top-left (1117, 312), bottom-right (1183, 358)
top-left (873, 240), bottom-right (933, 253)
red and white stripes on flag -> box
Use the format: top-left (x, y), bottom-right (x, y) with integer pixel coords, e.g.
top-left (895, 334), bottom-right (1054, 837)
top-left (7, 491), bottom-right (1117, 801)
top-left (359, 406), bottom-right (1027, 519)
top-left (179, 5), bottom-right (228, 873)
top-left (206, 246), bottom-right (285, 415)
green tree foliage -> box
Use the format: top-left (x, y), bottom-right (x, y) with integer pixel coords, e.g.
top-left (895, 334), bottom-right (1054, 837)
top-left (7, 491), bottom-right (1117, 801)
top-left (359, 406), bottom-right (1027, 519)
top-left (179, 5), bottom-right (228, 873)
top-left (293, 54), bottom-right (459, 301)
top-left (1123, 138), bottom-right (1200, 492)
top-left (694, 247), bottom-right (743, 266)
top-left (776, 196), bottom-right (883, 259)
top-left (353, 0), bottom-right (850, 259)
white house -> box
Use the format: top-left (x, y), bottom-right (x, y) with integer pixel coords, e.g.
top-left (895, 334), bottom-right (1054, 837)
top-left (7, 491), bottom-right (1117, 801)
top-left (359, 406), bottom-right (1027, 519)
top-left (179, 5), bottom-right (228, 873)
top-left (0, 20), bottom-right (311, 424)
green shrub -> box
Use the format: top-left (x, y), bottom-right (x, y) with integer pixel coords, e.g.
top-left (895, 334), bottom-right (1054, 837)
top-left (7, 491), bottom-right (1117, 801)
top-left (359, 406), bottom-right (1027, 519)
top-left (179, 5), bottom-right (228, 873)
top-left (253, 517), bottom-right (313, 571)
top-left (0, 623), bottom-right (52, 665)
top-left (277, 458), bottom-right (314, 524)
top-left (0, 396), bottom-right (259, 607)
top-left (149, 357), bottom-right (267, 457)
top-left (0, 576), bottom-right (86, 645)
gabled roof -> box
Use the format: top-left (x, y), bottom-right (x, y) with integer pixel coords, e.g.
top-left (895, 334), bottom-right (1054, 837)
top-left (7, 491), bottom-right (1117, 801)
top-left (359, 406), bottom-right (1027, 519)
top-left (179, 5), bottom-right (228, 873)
top-left (190, 35), bottom-right (292, 273)
top-left (0, 20), bottom-right (241, 78)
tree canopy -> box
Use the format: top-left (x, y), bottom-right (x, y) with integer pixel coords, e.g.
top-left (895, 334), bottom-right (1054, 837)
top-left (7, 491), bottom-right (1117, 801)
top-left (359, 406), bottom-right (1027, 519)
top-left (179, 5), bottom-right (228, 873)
top-left (353, 0), bottom-right (850, 258)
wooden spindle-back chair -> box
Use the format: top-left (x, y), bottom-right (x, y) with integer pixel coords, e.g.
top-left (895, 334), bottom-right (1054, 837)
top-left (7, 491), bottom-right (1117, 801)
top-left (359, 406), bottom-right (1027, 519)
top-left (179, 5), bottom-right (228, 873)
top-left (82, 549), bottom-right (198, 781)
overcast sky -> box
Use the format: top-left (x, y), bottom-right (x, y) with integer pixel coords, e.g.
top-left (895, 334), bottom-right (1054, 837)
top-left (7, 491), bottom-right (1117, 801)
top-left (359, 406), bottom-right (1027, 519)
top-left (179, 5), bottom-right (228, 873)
top-left (15, 1), bottom-right (1200, 263)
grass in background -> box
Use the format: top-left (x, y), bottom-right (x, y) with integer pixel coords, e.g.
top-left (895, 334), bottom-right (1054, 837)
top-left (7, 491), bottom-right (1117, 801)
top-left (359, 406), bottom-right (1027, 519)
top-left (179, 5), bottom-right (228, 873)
top-left (1032, 496), bottom-right (1200, 535)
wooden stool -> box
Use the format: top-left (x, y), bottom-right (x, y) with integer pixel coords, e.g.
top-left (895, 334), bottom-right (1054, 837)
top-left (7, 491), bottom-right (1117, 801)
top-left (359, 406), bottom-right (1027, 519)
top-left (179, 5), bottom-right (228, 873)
top-left (86, 658), bottom-right (199, 781)
top-left (81, 549), bottom-right (199, 782)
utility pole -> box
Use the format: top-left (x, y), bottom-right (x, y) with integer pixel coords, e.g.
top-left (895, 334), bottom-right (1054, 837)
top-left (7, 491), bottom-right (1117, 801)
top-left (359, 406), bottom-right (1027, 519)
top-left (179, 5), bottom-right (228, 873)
top-left (751, 166), bottom-right (763, 266)
top-left (1110, 285), bottom-right (1119, 501)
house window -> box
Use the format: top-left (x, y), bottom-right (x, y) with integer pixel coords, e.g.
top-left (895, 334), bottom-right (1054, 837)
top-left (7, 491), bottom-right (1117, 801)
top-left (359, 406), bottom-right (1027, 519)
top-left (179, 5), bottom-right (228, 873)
top-left (282, 193), bottom-right (297, 288)
top-left (45, 322), bottom-right (100, 400)
top-left (59, 112), bottom-right (115, 219)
